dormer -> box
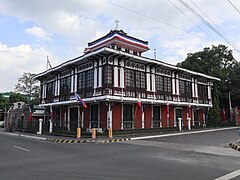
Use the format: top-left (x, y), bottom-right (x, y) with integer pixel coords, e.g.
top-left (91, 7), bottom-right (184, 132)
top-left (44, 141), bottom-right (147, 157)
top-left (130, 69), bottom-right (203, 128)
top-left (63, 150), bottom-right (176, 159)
top-left (84, 29), bottom-right (149, 56)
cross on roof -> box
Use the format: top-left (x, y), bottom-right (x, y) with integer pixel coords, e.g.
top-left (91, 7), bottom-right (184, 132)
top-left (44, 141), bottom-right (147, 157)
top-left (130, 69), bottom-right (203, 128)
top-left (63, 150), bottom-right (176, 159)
top-left (114, 19), bottom-right (120, 30)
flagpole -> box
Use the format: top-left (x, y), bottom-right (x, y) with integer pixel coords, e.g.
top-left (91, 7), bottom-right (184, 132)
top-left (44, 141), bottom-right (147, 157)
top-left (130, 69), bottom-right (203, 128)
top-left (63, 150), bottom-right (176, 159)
top-left (229, 92), bottom-right (232, 121)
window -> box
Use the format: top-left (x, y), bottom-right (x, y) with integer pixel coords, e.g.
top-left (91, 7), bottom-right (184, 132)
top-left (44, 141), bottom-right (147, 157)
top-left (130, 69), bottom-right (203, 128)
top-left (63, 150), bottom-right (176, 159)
top-left (60, 76), bottom-right (71, 101)
top-left (155, 75), bottom-right (172, 94)
top-left (125, 69), bottom-right (135, 88)
top-left (153, 106), bottom-right (161, 128)
top-left (179, 80), bottom-right (192, 101)
top-left (46, 81), bottom-right (55, 102)
top-left (136, 71), bottom-right (146, 89)
top-left (125, 69), bottom-right (146, 98)
top-left (103, 65), bottom-right (113, 87)
top-left (198, 84), bottom-right (208, 103)
top-left (77, 69), bottom-right (94, 98)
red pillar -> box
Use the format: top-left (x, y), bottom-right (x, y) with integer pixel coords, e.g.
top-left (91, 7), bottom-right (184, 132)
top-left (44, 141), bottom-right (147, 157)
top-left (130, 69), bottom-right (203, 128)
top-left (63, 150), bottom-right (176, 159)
top-left (199, 109), bottom-right (204, 126)
top-left (134, 104), bottom-right (142, 129)
top-left (161, 105), bottom-right (168, 128)
top-left (182, 107), bottom-right (187, 127)
top-left (100, 102), bottom-right (107, 130)
top-left (144, 105), bottom-right (152, 128)
top-left (84, 106), bottom-right (90, 129)
top-left (112, 103), bottom-right (122, 130)
top-left (169, 106), bottom-right (174, 127)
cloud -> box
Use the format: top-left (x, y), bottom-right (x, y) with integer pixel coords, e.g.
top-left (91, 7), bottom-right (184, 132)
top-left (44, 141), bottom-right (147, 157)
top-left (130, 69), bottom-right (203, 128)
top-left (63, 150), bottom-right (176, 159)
top-left (0, 43), bottom-right (58, 91)
top-left (25, 26), bottom-right (52, 41)
top-left (0, 0), bottom-right (240, 92)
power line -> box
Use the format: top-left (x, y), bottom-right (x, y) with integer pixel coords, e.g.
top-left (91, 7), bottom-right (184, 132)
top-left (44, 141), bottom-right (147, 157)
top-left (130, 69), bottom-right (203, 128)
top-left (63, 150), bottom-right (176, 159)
top-left (178, 0), bottom-right (238, 51)
top-left (102, 0), bottom-right (185, 32)
top-left (168, 0), bottom-right (214, 41)
top-left (228, 0), bottom-right (240, 14)
top-left (189, 0), bottom-right (227, 37)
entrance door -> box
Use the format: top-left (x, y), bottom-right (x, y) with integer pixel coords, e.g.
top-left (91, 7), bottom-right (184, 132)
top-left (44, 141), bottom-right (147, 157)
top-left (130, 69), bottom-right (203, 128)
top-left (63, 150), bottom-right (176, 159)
top-left (194, 110), bottom-right (199, 127)
top-left (91, 104), bottom-right (99, 128)
top-left (123, 104), bottom-right (133, 129)
top-left (69, 107), bottom-right (78, 131)
top-left (175, 108), bottom-right (182, 127)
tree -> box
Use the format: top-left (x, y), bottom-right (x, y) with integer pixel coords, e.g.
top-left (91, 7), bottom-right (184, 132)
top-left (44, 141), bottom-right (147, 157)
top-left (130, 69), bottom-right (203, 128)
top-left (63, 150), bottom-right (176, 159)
top-left (177, 44), bottom-right (239, 125)
top-left (8, 92), bottom-right (28, 104)
top-left (15, 72), bottom-right (40, 104)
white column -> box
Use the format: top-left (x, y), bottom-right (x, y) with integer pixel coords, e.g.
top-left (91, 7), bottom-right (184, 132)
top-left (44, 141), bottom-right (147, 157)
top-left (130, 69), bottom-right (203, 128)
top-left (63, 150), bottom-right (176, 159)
top-left (146, 66), bottom-right (150, 91)
top-left (207, 82), bottom-right (211, 100)
top-left (178, 118), bottom-right (182, 131)
top-left (37, 119), bottom-right (43, 135)
top-left (42, 84), bottom-right (45, 98)
top-left (57, 75), bottom-right (60, 96)
top-left (94, 61), bottom-right (97, 89)
top-left (120, 66), bottom-right (124, 88)
top-left (98, 59), bottom-right (102, 87)
top-left (187, 118), bottom-right (191, 130)
top-left (142, 111), bottom-right (145, 128)
top-left (43, 84), bottom-right (47, 98)
top-left (55, 79), bottom-right (58, 96)
top-left (151, 67), bottom-right (155, 92)
top-left (172, 72), bottom-right (176, 94)
top-left (192, 77), bottom-right (195, 97)
top-left (74, 67), bottom-right (77, 92)
top-left (195, 80), bottom-right (198, 98)
top-left (176, 74), bottom-right (179, 95)
top-left (49, 119), bottom-right (53, 133)
top-left (71, 70), bottom-right (74, 93)
top-left (81, 110), bottom-right (84, 128)
top-left (114, 66), bottom-right (118, 87)
top-left (107, 102), bottom-right (112, 128)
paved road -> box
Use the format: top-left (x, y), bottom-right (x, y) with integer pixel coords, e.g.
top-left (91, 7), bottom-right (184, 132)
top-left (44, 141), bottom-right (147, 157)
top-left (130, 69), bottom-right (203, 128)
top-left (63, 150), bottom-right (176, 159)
top-left (0, 128), bottom-right (240, 180)
top-left (145, 128), bottom-right (240, 146)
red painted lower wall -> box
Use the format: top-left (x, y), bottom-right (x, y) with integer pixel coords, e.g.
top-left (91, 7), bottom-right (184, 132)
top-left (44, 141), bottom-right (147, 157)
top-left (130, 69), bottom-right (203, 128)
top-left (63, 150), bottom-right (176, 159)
top-left (100, 103), bottom-right (107, 130)
top-left (84, 106), bottom-right (90, 128)
top-left (134, 104), bottom-right (142, 129)
top-left (169, 106), bottom-right (174, 127)
top-left (144, 105), bottom-right (152, 128)
top-left (112, 103), bottom-right (122, 130)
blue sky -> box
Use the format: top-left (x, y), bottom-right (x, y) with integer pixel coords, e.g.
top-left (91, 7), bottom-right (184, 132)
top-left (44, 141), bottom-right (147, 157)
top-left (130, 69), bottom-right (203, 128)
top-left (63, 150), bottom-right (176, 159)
top-left (0, 0), bottom-right (240, 91)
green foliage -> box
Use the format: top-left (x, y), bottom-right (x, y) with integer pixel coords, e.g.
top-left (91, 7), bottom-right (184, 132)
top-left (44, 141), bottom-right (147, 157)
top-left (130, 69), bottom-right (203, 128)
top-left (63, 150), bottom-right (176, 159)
top-left (177, 44), bottom-right (239, 125)
top-left (15, 72), bottom-right (40, 105)
top-left (9, 92), bottom-right (28, 104)
top-left (208, 84), bottom-right (220, 126)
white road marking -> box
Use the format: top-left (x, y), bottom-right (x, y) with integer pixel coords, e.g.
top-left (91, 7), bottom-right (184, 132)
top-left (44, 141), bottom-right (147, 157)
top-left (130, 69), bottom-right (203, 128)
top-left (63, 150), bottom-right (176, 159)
top-left (131, 127), bottom-right (238, 140)
top-left (214, 169), bottom-right (240, 180)
top-left (13, 146), bottom-right (30, 152)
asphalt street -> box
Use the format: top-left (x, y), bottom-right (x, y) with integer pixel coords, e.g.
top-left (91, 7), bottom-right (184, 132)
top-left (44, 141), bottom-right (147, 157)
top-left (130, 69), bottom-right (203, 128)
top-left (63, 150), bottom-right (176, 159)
top-left (0, 128), bottom-right (240, 180)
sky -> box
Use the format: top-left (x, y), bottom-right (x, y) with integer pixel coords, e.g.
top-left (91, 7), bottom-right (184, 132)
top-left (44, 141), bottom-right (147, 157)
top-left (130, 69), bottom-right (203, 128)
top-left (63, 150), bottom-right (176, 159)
top-left (0, 0), bottom-right (240, 92)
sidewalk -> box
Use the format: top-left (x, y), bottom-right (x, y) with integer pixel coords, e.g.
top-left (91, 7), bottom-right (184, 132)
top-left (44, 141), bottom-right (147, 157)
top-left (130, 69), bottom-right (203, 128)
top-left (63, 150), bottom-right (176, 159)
top-left (0, 127), bottom-right (239, 145)
top-left (0, 128), bottom-right (130, 144)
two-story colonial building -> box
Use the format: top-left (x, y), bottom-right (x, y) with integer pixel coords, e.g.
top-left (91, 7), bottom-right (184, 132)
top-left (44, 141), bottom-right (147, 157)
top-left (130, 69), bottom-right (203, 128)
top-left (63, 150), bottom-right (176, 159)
top-left (35, 29), bottom-right (220, 133)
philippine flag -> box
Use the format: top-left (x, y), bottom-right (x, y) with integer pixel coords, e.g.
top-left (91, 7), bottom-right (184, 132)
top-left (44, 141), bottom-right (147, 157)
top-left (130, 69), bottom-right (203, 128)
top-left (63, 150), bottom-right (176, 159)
top-left (74, 92), bottom-right (87, 108)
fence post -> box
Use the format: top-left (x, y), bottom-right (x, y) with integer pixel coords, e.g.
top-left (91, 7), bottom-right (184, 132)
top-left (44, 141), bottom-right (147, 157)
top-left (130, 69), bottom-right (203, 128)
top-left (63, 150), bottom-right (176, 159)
top-left (178, 118), bottom-right (182, 131)
top-left (77, 128), bottom-right (81, 139)
top-left (108, 128), bottom-right (113, 138)
top-left (49, 119), bottom-right (53, 133)
top-left (37, 119), bottom-right (43, 135)
top-left (92, 128), bottom-right (96, 139)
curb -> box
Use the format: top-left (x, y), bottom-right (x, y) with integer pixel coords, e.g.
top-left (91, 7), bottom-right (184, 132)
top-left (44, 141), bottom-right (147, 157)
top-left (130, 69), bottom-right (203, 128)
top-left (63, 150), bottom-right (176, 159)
top-left (229, 142), bottom-right (240, 151)
top-left (45, 137), bottom-right (131, 144)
